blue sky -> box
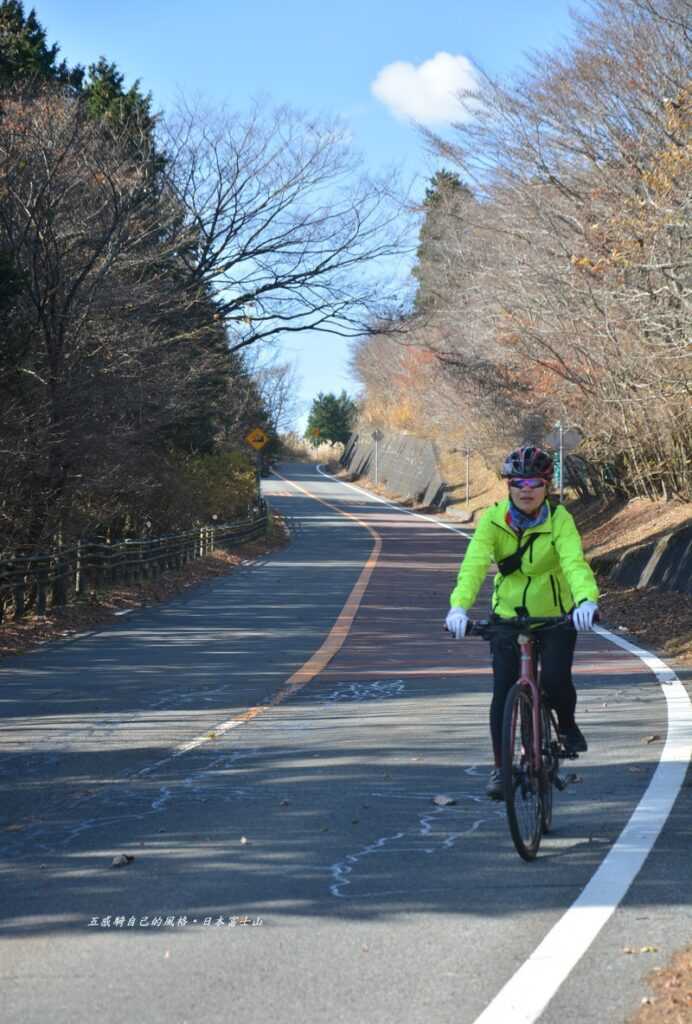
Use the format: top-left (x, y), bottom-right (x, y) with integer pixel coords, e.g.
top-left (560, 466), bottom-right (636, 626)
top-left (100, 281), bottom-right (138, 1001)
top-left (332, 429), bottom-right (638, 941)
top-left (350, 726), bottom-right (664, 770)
top-left (37, 0), bottom-right (587, 430)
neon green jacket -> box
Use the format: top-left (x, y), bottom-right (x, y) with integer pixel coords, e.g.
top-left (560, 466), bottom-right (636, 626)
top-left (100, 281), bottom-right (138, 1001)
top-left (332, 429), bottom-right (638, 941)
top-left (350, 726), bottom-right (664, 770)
top-left (450, 499), bottom-right (599, 618)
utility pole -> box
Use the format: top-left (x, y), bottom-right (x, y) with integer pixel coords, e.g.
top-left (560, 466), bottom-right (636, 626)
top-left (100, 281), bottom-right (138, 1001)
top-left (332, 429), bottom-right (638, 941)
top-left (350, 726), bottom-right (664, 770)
top-left (371, 429), bottom-right (383, 485)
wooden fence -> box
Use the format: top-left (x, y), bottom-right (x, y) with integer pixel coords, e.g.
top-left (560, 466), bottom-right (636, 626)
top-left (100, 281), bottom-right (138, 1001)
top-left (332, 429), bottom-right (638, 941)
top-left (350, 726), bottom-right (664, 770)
top-left (0, 505), bottom-right (268, 623)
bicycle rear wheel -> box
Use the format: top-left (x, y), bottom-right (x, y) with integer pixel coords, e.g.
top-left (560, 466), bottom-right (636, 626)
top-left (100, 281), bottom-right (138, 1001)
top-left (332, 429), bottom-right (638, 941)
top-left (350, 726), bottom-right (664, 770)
top-left (502, 683), bottom-right (542, 861)
top-left (540, 702), bottom-right (557, 832)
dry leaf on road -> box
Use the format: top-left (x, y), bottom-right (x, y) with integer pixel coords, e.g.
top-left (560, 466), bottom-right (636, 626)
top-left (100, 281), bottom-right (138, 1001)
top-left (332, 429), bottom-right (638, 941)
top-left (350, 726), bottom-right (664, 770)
top-left (111, 854), bottom-right (135, 868)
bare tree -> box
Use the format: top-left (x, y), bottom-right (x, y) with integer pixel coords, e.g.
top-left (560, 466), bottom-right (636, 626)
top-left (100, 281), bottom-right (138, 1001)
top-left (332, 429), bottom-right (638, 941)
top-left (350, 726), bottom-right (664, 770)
top-left (160, 99), bottom-right (411, 353)
top-left (409, 0), bottom-right (692, 497)
top-left (245, 349), bottom-right (302, 434)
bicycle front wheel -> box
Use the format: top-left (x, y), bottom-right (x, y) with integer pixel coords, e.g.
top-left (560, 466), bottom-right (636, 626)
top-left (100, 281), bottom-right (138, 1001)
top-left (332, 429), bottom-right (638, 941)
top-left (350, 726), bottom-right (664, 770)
top-left (502, 683), bottom-right (542, 861)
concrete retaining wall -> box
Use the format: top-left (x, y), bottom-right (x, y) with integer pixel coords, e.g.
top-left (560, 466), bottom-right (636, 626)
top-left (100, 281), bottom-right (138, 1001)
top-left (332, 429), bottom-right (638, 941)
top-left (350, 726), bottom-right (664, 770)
top-left (594, 523), bottom-right (692, 597)
top-left (341, 428), bottom-right (447, 509)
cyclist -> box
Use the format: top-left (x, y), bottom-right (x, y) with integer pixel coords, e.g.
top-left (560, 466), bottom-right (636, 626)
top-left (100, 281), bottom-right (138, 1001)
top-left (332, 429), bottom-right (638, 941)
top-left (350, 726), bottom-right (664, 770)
top-left (445, 445), bottom-right (599, 800)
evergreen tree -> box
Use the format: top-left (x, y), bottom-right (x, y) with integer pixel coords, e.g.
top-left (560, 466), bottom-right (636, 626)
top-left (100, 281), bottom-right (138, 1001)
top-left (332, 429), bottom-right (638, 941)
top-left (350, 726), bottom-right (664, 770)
top-left (0, 1), bottom-right (82, 88)
top-left (82, 57), bottom-right (155, 143)
top-left (305, 391), bottom-right (357, 446)
top-left (412, 169), bottom-right (472, 314)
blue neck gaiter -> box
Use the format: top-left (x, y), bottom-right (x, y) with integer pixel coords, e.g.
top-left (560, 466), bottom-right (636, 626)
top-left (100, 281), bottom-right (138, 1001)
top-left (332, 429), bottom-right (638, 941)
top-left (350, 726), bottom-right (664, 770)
top-left (507, 499), bottom-right (549, 533)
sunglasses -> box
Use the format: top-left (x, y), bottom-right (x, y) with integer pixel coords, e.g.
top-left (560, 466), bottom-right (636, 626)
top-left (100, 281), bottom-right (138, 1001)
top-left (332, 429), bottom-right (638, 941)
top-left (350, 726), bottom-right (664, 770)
top-left (510, 478), bottom-right (546, 490)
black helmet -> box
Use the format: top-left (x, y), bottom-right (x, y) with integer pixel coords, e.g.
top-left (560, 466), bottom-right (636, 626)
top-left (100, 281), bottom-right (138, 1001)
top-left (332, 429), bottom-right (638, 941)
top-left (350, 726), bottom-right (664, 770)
top-left (501, 445), bottom-right (554, 481)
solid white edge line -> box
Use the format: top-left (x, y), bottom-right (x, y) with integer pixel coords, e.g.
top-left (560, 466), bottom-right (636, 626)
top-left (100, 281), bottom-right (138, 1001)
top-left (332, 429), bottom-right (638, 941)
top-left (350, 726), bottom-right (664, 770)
top-left (313, 463), bottom-right (472, 539)
top-left (302, 463), bottom-right (692, 1023)
top-left (472, 627), bottom-right (692, 1024)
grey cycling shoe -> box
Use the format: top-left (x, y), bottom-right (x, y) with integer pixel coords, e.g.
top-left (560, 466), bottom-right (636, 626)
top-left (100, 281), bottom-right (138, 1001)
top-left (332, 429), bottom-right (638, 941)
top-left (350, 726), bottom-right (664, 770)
top-left (486, 768), bottom-right (504, 800)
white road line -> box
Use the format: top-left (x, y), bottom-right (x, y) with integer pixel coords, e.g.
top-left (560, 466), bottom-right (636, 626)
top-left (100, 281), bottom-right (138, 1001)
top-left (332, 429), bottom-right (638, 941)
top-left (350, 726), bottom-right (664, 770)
top-left (472, 631), bottom-right (692, 1024)
top-left (305, 463), bottom-right (692, 1022)
top-left (313, 463), bottom-right (472, 538)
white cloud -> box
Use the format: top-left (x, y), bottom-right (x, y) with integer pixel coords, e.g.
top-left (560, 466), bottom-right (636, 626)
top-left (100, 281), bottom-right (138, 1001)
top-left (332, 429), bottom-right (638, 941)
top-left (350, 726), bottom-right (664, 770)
top-left (371, 52), bottom-right (479, 126)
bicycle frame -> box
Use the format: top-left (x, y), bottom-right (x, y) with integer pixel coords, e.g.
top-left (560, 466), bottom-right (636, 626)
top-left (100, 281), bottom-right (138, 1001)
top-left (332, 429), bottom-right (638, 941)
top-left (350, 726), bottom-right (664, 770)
top-left (515, 631), bottom-right (542, 776)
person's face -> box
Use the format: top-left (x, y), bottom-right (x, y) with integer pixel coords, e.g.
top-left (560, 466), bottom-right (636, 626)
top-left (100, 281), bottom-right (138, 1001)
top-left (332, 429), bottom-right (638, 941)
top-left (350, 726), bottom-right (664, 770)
top-left (509, 478), bottom-right (547, 516)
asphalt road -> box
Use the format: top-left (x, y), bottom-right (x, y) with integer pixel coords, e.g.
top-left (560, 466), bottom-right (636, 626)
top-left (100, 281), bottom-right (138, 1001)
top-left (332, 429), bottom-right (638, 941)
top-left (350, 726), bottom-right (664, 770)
top-left (1, 462), bottom-right (690, 1024)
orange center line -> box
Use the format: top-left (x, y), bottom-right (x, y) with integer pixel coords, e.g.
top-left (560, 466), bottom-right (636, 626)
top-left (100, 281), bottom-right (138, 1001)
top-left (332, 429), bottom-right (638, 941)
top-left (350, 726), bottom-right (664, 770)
top-left (267, 469), bottom-right (382, 704)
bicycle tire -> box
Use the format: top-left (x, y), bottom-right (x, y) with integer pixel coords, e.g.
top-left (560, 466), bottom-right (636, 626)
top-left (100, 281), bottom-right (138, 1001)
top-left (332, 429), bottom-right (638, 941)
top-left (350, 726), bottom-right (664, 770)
top-left (502, 682), bottom-right (542, 861)
top-left (540, 702), bottom-right (556, 832)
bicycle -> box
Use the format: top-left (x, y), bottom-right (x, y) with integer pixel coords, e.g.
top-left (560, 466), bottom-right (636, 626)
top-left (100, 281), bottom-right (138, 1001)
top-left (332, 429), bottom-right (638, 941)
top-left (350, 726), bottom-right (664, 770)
top-left (466, 614), bottom-right (581, 861)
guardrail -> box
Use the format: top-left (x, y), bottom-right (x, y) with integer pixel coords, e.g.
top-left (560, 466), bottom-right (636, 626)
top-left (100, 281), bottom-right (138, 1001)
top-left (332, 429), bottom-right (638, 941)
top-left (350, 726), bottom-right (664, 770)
top-left (0, 505), bottom-right (268, 623)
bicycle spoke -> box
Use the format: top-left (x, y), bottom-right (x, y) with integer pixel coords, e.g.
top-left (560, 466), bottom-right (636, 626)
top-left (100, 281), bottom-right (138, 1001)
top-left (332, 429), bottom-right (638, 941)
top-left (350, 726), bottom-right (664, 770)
top-left (540, 702), bottom-right (555, 832)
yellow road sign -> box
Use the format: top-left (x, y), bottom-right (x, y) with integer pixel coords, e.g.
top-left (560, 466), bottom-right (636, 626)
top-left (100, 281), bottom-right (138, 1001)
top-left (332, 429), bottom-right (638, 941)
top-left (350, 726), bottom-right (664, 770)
top-left (245, 427), bottom-right (269, 451)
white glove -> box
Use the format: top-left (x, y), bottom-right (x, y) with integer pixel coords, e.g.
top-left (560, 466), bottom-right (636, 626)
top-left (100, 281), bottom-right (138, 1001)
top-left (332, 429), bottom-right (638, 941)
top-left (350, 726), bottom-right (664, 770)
top-left (573, 601), bottom-right (599, 631)
top-left (446, 607), bottom-right (469, 639)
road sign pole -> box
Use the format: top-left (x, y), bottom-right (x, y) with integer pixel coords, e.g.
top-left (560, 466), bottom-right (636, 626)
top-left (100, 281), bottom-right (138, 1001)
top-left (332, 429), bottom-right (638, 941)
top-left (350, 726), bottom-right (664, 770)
top-left (371, 429), bottom-right (383, 486)
top-left (559, 421), bottom-right (564, 504)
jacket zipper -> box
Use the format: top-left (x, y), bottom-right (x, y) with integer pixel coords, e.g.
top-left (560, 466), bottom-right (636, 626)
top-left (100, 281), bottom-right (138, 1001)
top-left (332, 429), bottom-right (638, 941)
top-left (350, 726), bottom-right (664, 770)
top-left (550, 574), bottom-right (557, 608)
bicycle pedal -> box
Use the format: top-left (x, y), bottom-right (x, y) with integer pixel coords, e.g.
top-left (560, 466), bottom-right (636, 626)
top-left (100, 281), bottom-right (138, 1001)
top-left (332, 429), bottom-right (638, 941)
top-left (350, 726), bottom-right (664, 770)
top-left (554, 774), bottom-right (568, 791)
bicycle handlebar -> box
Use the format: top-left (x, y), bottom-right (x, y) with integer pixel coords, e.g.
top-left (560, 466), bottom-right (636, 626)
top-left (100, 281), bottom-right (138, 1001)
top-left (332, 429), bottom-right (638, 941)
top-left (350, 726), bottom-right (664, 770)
top-left (465, 615), bottom-right (572, 639)
top-left (471, 614), bottom-right (571, 631)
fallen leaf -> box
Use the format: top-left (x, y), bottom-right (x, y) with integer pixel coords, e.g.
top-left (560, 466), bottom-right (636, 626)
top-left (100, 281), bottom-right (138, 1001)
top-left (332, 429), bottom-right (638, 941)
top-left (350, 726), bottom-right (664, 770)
top-left (280, 800), bottom-right (290, 807)
top-left (640, 946), bottom-right (658, 953)
top-left (432, 794), bottom-right (457, 807)
top-left (642, 735), bottom-right (661, 744)
top-left (239, 836), bottom-right (249, 845)
top-left (5, 823), bottom-right (24, 832)
top-left (624, 947), bottom-right (636, 954)
top-left (111, 854), bottom-right (135, 868)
